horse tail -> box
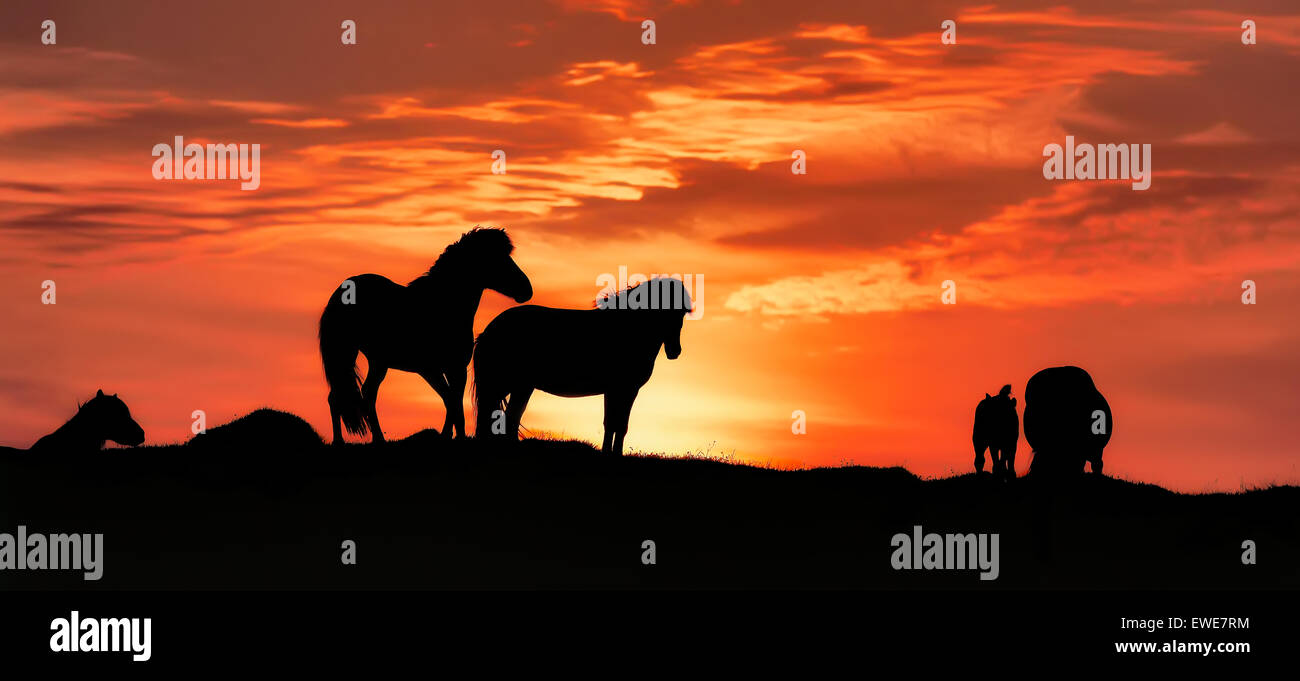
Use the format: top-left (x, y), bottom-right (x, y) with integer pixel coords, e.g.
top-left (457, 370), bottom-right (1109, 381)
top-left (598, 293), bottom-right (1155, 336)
top-left (471, 328), bottom-right (508, 437)
top-left (319, 301), bottom-right (368, 436)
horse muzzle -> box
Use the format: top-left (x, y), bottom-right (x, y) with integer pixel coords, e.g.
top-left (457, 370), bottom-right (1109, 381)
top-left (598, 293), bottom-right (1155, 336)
top-left (511, 279), bottom-right (533, 303)
top-left (119, 425), bottom-right (145, 447)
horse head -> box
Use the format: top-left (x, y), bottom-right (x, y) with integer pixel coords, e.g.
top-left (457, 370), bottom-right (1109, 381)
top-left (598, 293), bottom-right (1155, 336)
top-left (84, 389), bottom-right (145, 447)
top-left (659, 279), bottom-right (693, 359)
top-left (440, 226), bottom-right (532, 303)
top-left (494, 254), bottom-right (533, 303)
top-left (983, 384), bottom-right (1014, 405)
top-left (599, 277), bottom-right (693, 359)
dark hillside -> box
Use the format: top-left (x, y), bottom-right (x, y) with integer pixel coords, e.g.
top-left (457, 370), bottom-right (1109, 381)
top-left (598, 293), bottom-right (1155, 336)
top-left (1, 430), bottom-right (1293, 590)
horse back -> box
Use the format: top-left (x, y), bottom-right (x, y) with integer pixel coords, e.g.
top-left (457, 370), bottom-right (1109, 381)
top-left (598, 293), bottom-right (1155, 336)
top-left (336, 273), bottom-right (407, 301)
top-left (478, 305), bottom-right (662, 394)
top-left (321, 273), bottom-right (406, 323)
top-left (973, 397), bottom-right (1017, 443)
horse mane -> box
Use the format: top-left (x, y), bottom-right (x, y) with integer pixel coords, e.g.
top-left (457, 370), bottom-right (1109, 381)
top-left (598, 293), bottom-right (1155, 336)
top-left (410, 227), bottom-right (514, 286)
top-left (76, 391), bottom-right (107, 414)
top-left (595, 276), bottom-right (693, 311)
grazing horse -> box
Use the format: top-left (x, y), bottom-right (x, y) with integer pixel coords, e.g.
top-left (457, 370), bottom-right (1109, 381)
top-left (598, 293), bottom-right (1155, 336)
top-left (0, 389), bottom-right (145, 454)
top-left (972, 384), bottom-right (1019, 479)
top-left (1024, 365), bottom-right (1113, 477)
top-left (473, 277), bottom-right (692, 456)
top-left (318, 227), bottom-right (532, 445)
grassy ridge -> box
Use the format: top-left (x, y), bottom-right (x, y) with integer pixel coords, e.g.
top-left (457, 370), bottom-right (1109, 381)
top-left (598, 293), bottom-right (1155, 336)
top-left (1, 429), bottom-right (1296, 589)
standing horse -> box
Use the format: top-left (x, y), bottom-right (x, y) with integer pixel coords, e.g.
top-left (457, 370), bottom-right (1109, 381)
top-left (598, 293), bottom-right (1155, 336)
top-left (972, 384), bottom-right (1019, 479)
top-left (1024, 365), bottom-right (1113, 477)
top-left (473, 277), bottom-right (692, 456)
top-left (318, 227), bottom-right (532, 444)
top-left (0, 389), bottom-right (146, 454)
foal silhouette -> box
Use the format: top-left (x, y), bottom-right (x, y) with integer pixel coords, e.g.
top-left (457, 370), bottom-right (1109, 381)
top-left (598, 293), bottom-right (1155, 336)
top-left (474, 277), bottom-right (692, 456)
top-left (318, 227), bottom-right (532, 445)
top-left (972, 385), bottom-right (1019, 479)
top-left (0, 389), bottom-right (145, 454)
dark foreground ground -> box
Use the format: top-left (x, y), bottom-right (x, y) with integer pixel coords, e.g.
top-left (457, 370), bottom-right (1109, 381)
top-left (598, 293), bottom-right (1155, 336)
top-left (1, 432), bottom-right (1295, 589)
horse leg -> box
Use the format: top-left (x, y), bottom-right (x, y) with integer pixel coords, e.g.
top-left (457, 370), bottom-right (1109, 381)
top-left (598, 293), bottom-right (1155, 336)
top-left (475, 381), bottom-right (503, 438)
top-left (604, 389), bottom-right (637, 457)
top-left (1089, 450), bottom-right (1104, 476)
top-left (991, 446), bottom-right (1005, 478)
top-left (419, 372), bottom-right (454, 439)
top-left (601, 393), bottom-right (616, 454)
top-left (439, 404), bottom-right (454, 438)
top-left (1077, 450), bottom-right (1090, 474)
top-left (505, 386), bottom-right (533, 441)
top-left (445, 368), bottom-right (468, 439)
top-left (361, 365), bottom-right (388, 443)
top-left (973, 441), bottom-right (986, 475)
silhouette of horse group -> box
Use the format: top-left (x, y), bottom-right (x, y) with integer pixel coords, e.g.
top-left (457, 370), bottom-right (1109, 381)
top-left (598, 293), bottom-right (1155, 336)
top-left (972, 366), bottom-right (1114, 479)
top-left (319, 227), bottom-right (532, 444)
top-left (2, 227), bottom-right (1115, 477)
top-left (1, 228), bottom-right (687, 459)
top-left (318, 227), bottom-right (691, 456)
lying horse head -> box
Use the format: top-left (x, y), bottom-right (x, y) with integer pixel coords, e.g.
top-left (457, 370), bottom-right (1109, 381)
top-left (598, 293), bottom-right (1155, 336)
top-left (598, 277), bottom-right (694, 359)
top-left (81, 389), bottom-right (146, 447)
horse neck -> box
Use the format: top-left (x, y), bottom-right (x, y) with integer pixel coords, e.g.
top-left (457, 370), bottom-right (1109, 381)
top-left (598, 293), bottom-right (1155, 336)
top-left (612, 312), bottom-right (666, 353)
top-left (412, 270), bottom-right (485, 326)
top-left (39, 409), bottom-right (105, 452)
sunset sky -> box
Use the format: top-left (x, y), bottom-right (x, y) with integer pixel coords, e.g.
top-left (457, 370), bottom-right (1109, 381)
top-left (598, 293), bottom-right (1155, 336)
top-left (1, 1), bottom-right (1298, 492)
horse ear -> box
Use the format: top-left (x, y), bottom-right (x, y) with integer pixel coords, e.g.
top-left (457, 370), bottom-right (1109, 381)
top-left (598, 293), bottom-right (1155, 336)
top-left (985, 392), bottom-right (991, 398)
top-left (97, 389), bottom-right (104, 397)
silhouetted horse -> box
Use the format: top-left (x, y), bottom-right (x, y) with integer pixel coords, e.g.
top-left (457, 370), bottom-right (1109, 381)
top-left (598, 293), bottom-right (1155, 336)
top-left (318, 227), bottom-right (532, 444)
top-left (972, 384), bottom-right (1019, 479)
top-left (473, 277), bottom-right (692, 456)
top-left (0, 390), bottom-right (145, 454)
top-left (1024, 366), bottom-right (1113, 477)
